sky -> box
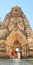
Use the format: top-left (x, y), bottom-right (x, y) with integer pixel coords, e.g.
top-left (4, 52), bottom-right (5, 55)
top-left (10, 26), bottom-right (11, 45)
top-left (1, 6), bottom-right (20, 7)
top-left (0, 0), bottom-right (33, 30)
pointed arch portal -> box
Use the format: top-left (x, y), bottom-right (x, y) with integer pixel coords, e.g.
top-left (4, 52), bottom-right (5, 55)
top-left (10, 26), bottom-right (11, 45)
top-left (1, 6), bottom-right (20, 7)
top-left (5, 33), bottom-right (29, 59)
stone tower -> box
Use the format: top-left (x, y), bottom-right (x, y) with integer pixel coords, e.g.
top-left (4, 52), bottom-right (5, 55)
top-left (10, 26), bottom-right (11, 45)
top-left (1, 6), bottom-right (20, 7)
top-left (0, 6), bottom-right (33, 58)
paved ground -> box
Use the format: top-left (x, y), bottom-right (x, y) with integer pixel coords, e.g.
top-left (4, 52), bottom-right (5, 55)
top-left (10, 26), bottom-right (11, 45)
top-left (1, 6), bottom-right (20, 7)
top-left (0, 59), bottom-right (33, 65)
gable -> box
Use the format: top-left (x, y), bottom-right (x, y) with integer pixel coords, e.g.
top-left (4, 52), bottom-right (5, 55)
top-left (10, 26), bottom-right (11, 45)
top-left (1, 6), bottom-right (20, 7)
top-left (5, 30), bottom-right (27, 47)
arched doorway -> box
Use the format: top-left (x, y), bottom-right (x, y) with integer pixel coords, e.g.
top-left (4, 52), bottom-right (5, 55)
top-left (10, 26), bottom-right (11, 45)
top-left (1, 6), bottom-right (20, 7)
top-left (11, 39), bottom-right (22, 59)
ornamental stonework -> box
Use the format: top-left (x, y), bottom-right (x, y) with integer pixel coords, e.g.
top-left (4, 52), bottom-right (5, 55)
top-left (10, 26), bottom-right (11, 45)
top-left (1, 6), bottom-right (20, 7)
top-left (0, 6), bottom-right (33, 58)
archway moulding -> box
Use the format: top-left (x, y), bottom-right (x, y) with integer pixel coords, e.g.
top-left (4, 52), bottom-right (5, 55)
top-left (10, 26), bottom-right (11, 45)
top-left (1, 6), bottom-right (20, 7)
top-left (5, 33), bottom-right (27, 47)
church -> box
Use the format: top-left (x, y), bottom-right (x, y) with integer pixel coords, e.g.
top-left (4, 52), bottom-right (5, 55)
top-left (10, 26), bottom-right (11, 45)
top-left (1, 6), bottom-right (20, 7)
top-left (0, 6), bottom-right (33, 59)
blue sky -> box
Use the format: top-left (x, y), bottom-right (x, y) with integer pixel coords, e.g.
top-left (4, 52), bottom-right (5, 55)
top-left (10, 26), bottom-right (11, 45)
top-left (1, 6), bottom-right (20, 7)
top-left (0, 0), bottom-right (33, 30)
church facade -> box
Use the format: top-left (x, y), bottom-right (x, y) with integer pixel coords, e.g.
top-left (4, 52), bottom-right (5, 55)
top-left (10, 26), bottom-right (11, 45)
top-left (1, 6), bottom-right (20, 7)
top-left (0, 6), bottom-right (33, 59)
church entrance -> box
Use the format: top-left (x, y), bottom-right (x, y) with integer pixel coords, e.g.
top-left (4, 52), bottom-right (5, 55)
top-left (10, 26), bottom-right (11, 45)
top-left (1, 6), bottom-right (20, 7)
top-left (11, 39), bottom-right (22, 59)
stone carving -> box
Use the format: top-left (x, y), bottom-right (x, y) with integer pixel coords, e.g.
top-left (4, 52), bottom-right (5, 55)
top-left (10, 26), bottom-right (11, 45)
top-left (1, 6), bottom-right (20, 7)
top-left (0, 6), bottom-right (33, 58)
